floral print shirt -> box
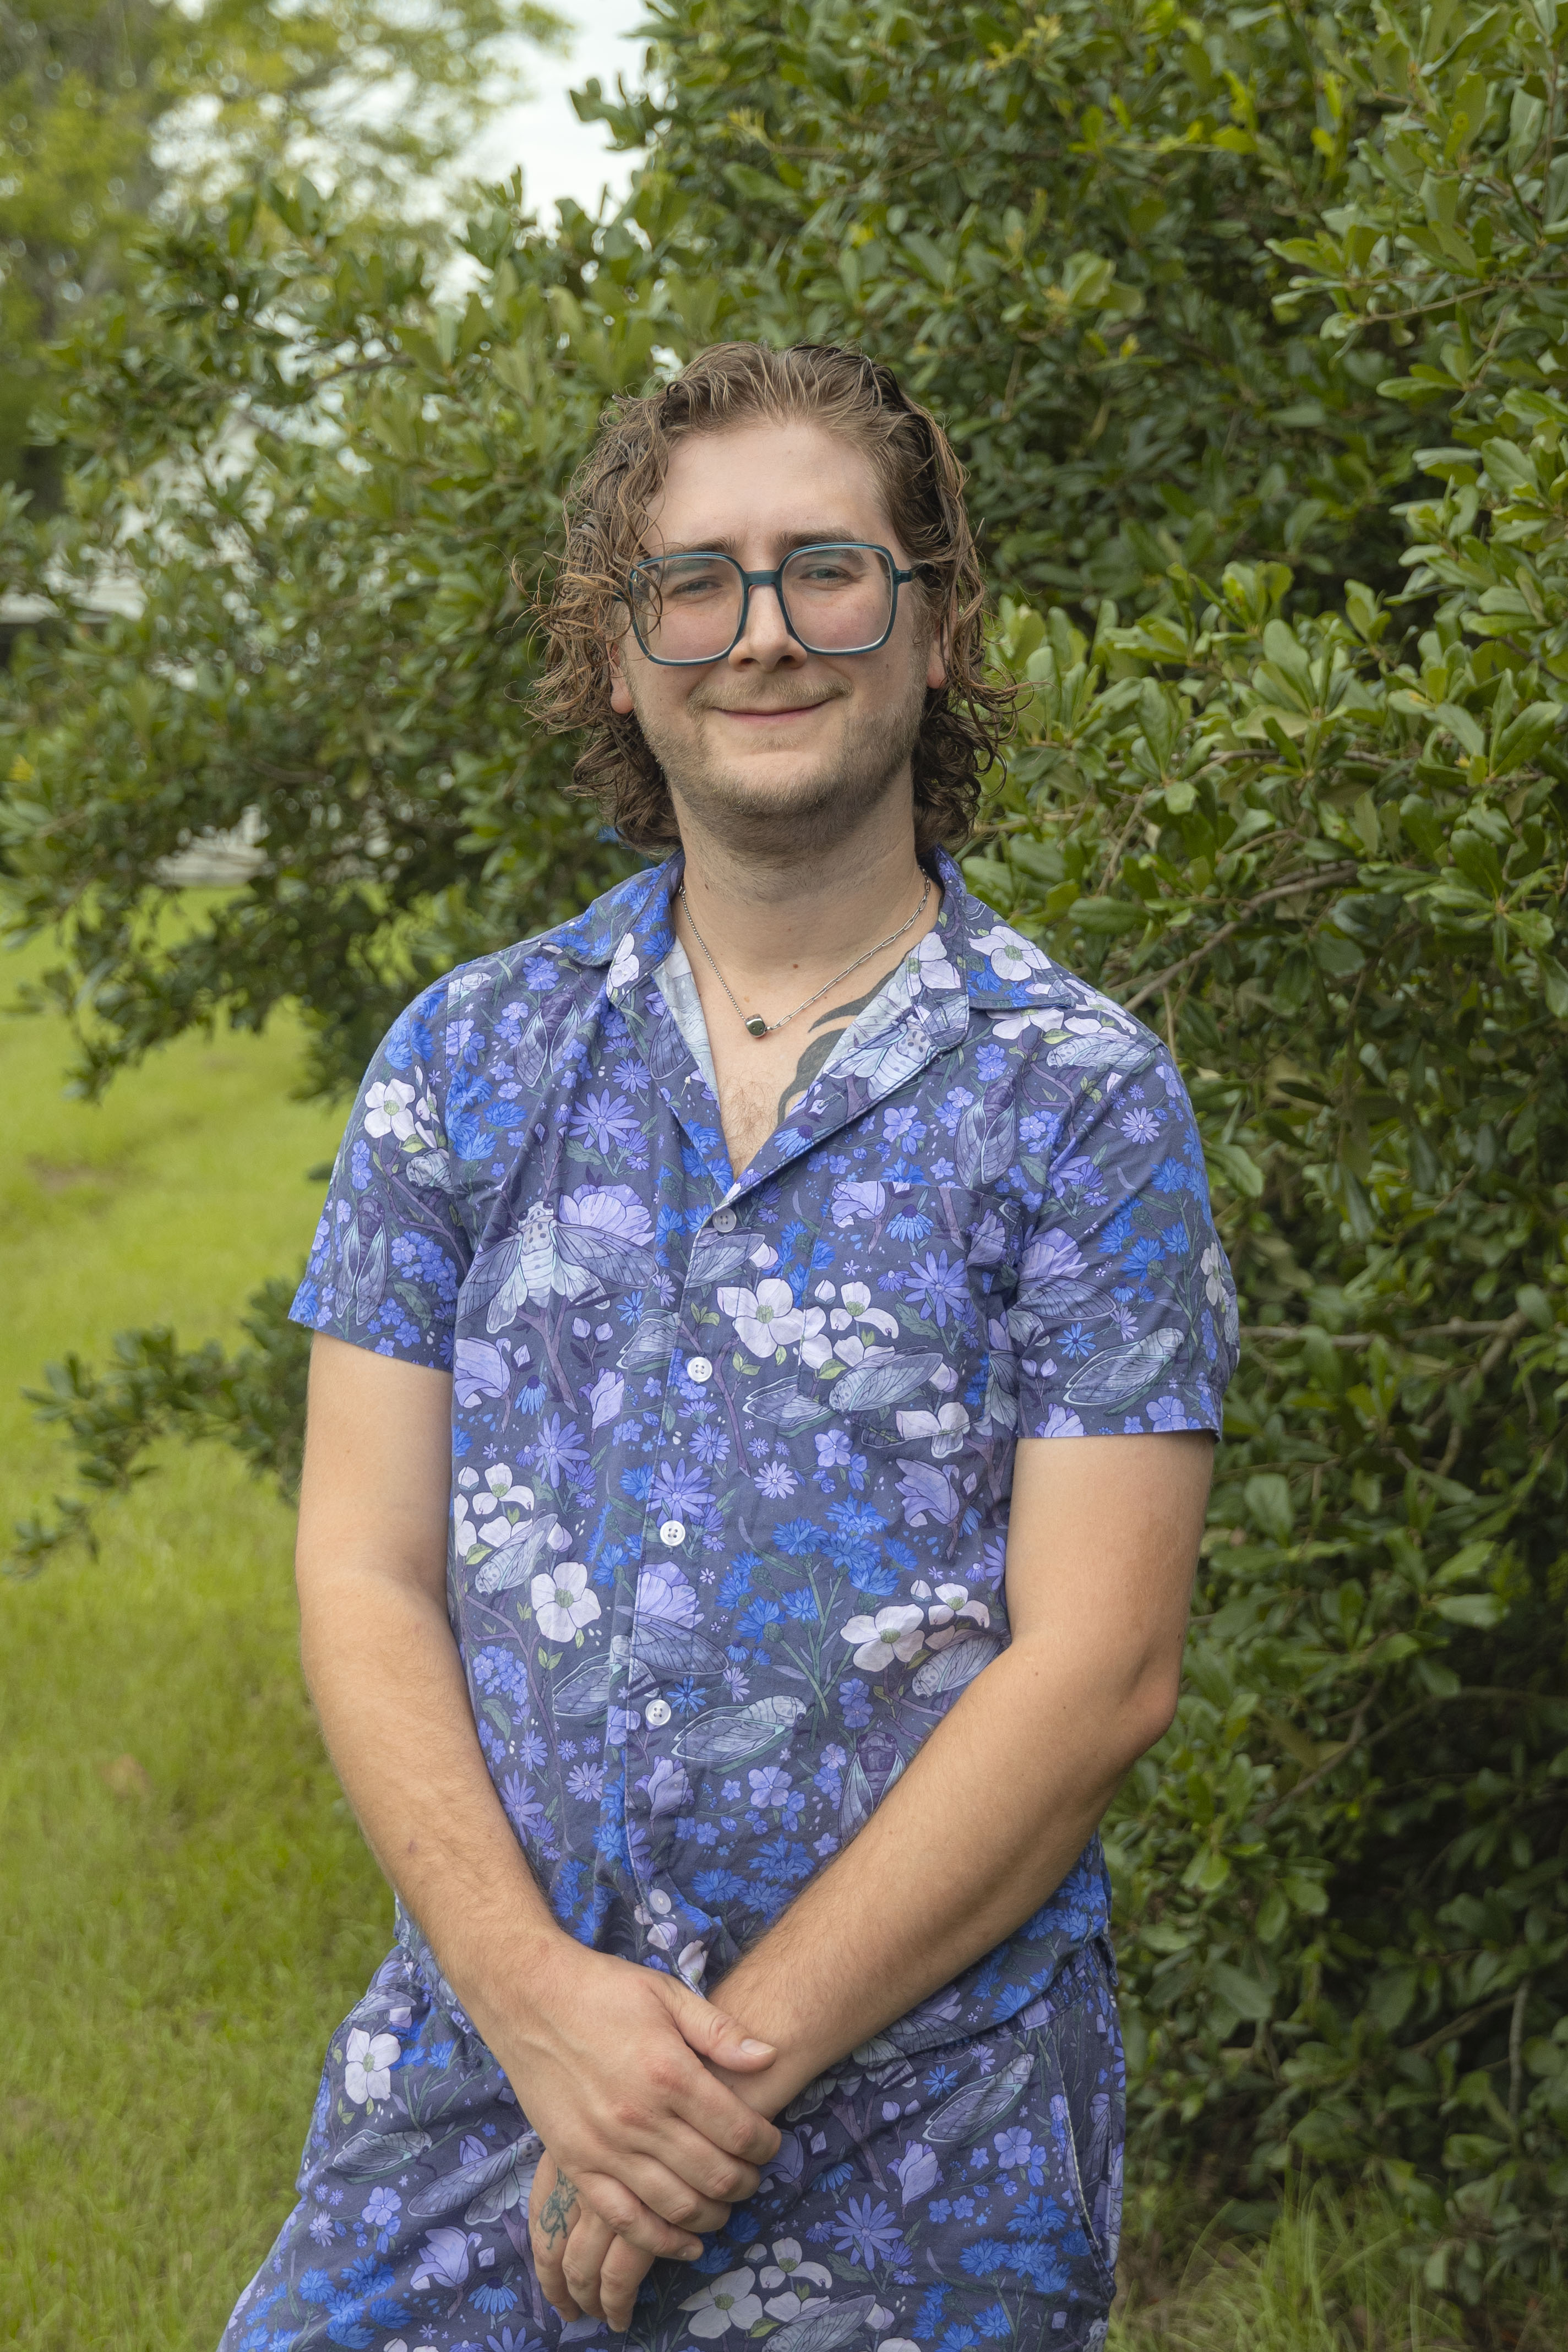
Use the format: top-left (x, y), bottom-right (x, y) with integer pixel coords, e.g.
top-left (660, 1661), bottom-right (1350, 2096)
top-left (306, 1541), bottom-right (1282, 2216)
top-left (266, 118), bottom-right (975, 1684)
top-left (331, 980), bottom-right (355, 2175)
top-left (292, 847), bottom-right (1239, 2048)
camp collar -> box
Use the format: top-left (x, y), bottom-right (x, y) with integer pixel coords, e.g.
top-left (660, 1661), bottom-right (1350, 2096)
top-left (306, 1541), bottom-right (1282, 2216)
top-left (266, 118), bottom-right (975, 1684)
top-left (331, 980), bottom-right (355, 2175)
top-left (551, 844), bottom-right (1071, 1018)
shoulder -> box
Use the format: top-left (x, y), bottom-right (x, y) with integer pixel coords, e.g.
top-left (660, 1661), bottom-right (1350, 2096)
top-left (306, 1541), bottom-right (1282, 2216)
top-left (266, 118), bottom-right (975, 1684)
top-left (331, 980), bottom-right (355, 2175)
top-left (958, 894), bottom-right (1171, 1093)
top-left (380, 865), bottom-right (662, 1073)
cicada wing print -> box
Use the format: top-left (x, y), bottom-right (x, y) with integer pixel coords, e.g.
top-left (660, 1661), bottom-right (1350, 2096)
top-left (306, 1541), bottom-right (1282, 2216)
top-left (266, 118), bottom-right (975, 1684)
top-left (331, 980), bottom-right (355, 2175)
top-left (471, 1513), bottom-right (564, 1596)
top-left (955, 1077), bottom-right (1018, 1189)
top-left (910, 1630), bottom-right (1003, 1698)
top-left (687, 1228), bottom-right (765, 1286)
top-left (619, 1310), bottom-right (678, 1371)
top-left (922, 2052), bottom-right (1035, 2146)
top-left (551, 1216), bottom-right (660, 1298)
top-left (830, 1353), bottom-right (945, 1412)
top-left (629, 1623), bottom-right (730, 1683)
top-left (673, 1695), bottom-right (808, 1766)
top-left (764, 2296), bottom-right (884, 2352)
top-left (549, 1633), bottom-right (631, 1718)
top-left (465, 1232), bottom-right (533, 1334)
top-left (333, 2125), bottom-right (434, 2180)
top-left (405, 2132), bottom-right (541, 2223)
top-left (342, 1199), bottom-right (387, 1322)
top-left (1063, 1326), bottom-right (1183, 1408)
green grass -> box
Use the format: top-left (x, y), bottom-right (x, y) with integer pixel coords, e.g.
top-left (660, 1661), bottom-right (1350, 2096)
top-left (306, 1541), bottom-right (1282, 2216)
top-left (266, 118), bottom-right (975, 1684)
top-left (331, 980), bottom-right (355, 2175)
top-left (0, 943), bottom-right (389, 2350)
top-left (1, 936), bottom-right (1562, 2351)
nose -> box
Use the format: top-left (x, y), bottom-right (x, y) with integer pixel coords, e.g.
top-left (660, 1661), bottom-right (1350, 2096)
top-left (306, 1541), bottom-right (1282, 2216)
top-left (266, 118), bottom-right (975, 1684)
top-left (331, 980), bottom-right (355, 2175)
top-left (728, 578), bottom-right (804, 668)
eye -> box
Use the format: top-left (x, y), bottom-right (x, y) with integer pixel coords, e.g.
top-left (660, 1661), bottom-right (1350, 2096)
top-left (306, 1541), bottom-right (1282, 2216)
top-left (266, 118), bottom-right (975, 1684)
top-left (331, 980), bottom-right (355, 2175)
top-left (666, 568), bottom-right (726, 600)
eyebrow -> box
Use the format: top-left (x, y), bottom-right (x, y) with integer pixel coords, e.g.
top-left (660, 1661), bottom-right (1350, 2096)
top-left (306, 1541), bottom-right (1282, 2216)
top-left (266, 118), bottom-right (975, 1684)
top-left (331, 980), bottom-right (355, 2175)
top-left (652, 529), bottom-right (870, 559)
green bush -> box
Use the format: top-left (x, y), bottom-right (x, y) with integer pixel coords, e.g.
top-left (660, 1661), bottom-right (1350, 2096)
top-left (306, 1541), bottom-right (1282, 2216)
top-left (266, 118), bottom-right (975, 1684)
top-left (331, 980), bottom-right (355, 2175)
top-left (4, 0), bottom-right (1567, 2298)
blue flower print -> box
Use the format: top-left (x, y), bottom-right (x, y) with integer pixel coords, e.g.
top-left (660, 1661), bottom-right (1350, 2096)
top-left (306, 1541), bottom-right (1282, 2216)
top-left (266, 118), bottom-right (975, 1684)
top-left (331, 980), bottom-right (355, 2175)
top-left (899, 1250), bottom-right (970, 1327)
top-left (832, 2195), bottom-right (906, 2267)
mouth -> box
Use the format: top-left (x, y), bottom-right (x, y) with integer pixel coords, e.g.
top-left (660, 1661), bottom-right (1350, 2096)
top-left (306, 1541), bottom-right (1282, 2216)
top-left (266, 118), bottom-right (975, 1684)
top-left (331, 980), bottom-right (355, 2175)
top-left (704, 699), bottom-right (836, 725)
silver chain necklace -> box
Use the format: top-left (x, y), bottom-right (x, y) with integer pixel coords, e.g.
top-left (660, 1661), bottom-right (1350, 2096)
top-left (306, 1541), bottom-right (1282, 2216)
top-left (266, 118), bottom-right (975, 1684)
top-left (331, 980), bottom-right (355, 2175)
top-left (677, 873), bottom-right (932, 1041)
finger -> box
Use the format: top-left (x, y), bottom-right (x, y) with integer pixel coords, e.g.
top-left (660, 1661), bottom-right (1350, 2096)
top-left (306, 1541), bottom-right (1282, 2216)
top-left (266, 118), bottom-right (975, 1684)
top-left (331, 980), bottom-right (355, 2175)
top-left (561, 2204), bottom-right (618, 2322)
top-left (668, 2067), bottom-right (783, 2169)
top-left (576, 2168), bottom-right (706, 2263)
top-left (530, 2162), bottom-right (585, 2323)
top-left (656, 1981), bottom-right (778, 2072)
top-left (606, 2119), bottom-right (765, 2215)
top-left (600, 2234), bottom-right (660, 2335)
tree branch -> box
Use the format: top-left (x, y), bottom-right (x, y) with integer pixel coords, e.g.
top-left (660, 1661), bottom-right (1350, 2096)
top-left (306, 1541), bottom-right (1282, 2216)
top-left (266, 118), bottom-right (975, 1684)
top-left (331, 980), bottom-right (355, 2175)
top-left (1120, 864), bottom-right (1360, 1012)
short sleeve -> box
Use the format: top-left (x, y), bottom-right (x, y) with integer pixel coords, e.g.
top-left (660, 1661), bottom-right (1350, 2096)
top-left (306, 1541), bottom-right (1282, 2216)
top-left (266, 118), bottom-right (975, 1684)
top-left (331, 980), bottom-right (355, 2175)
top-left (290, 978), bottom-right (472, 1370)
top-left (1014, 1040), bottom-right (1239, 1439)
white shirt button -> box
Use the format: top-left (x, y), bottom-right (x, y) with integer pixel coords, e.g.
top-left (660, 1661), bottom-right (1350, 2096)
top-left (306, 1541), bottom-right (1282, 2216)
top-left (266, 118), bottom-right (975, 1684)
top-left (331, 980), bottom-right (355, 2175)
top-left (644, 1698), bottom-right (672, 1727)
top-left (658, 1518), bottom-right (686, 1548)
top-left (711, 1207), bottom-right (737, 1233)
top-left (686, 1355), bottom-right (713, 1384)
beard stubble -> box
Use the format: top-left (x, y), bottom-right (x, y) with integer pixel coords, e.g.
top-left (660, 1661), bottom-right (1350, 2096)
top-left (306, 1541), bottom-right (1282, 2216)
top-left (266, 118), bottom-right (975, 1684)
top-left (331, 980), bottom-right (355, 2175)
top-left (627, 657), bottom-right (929, 863)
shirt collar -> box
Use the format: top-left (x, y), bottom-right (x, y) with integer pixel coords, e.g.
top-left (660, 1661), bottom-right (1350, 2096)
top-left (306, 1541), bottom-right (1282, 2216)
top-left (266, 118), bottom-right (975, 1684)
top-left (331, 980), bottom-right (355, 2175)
top-left (556, 842), bottom-right (1069, 1017)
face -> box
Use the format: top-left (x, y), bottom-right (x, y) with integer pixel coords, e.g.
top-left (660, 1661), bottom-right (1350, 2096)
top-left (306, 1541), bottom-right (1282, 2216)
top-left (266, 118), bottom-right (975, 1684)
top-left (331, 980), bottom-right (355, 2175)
top-left (607, 418), bottom-right (948, 855)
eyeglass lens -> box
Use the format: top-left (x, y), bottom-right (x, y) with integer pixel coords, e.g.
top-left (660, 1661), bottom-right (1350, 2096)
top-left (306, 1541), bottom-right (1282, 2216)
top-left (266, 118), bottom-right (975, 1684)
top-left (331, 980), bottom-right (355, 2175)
top-left (630, 545), bottom-right (895, 661)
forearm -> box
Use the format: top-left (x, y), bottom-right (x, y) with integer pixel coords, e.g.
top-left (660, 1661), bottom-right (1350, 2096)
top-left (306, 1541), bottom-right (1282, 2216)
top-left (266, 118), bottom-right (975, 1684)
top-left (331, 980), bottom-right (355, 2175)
top-left (709, 1632), bottom-right (1166, 2111)
top-left (299, 1559), bottom-right (567, 2040)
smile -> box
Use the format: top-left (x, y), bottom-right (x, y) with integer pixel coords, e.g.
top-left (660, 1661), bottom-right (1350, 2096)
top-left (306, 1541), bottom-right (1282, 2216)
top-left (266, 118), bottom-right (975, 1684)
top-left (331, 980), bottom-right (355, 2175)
top-left (709, 701), bottom-right (834, 724)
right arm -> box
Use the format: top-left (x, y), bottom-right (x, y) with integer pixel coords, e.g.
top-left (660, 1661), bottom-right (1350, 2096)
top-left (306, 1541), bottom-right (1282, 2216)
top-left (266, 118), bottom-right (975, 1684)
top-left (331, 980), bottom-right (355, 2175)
top-left (293, 1332), bottom-right (781, 2259)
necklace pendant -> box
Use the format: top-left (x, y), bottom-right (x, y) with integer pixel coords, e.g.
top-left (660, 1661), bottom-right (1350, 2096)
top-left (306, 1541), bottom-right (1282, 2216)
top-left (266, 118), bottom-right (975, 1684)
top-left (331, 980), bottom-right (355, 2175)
top-left (744, 1015), bottom-right (769, 1039)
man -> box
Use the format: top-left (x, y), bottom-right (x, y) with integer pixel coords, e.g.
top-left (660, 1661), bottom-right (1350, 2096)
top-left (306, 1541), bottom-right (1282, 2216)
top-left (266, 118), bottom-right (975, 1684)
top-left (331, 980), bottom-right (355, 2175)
top-left (221, 341), bottom-right (1237, 2352)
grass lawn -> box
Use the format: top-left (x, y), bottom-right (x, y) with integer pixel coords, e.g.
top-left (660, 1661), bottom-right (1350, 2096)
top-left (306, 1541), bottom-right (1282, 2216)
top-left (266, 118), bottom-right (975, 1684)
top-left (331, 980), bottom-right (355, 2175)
top-left (0, 932), bottom-right (1559, 2352)
top-left (0, 943), bottom-right (389, 2350)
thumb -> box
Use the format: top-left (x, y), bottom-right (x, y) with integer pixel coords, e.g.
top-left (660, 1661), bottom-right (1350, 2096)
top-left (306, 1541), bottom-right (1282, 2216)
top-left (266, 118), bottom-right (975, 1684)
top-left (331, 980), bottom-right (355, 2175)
top-left (657, 1980), bottom-right (776, 2068)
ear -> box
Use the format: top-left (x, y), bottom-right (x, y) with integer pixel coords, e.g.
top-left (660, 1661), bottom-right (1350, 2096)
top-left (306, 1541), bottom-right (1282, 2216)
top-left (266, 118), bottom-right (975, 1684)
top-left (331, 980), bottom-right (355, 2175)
top-left (925, 618), bottom-right (950, 693)
top-left (608, 627), bottom-right (635, 717)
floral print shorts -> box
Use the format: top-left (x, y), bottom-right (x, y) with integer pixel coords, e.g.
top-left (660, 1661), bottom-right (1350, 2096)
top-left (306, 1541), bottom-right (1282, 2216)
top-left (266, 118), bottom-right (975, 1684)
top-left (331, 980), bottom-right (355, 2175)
top-left (220, 1939), bottom-right (1123, 2352)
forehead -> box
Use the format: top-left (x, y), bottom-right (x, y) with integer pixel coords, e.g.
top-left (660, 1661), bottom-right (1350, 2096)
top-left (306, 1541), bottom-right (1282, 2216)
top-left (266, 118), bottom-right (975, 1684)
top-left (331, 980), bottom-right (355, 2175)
top-left (643, 417), bottom-right (897, 554)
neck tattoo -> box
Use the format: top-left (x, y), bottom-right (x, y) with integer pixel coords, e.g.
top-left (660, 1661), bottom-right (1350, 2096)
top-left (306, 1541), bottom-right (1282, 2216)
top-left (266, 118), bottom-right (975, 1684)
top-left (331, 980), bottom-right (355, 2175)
top-left (678, 873), bottom-right (932, 1041)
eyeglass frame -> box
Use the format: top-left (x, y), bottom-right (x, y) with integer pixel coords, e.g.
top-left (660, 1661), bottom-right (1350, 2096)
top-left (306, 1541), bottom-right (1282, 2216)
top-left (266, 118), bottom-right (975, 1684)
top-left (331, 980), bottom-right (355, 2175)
top-left (623, 540), bottom-right (918, 667)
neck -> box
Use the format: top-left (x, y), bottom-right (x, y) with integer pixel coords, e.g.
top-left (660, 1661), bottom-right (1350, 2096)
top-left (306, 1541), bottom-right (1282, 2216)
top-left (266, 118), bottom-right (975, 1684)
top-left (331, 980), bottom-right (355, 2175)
top-left (671, 792), bottom-right (934, 991)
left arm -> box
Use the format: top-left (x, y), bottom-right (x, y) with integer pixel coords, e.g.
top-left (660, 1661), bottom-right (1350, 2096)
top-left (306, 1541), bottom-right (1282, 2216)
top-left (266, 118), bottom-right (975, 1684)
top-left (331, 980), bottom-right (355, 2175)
top-left (538, 1430), bottom-right (1213, 2324)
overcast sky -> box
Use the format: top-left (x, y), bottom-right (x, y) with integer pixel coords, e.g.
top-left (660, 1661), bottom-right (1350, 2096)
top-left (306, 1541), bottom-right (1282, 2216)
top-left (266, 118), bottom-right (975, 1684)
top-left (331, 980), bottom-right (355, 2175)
top-left (465, 0), bottom-right (652, 222)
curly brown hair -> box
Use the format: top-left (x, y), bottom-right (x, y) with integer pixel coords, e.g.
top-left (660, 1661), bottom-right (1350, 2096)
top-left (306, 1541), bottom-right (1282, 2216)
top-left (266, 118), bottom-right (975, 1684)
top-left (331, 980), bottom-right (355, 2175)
top-left (530, 341), bottom-right (1017, 856)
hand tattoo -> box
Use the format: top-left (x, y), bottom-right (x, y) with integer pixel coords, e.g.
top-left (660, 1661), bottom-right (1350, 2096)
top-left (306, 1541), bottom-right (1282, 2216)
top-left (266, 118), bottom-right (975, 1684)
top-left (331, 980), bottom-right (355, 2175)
top-left (540, 2166), bottom-right (579, 2247)
top-left (778, 981), bottom-right (885, 1121)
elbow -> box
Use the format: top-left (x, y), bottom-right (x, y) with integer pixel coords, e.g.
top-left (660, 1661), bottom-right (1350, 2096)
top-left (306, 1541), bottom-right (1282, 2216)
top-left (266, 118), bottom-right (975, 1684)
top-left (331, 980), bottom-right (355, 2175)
top-left (1115, 1667), bottom-right (1182, 1769)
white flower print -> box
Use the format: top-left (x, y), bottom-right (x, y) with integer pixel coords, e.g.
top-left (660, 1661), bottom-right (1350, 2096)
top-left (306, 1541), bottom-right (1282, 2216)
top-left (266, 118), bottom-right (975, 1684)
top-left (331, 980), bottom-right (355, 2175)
top-left (970, 922), bottom-right (1050, 981)
top-left (531, 1561), bottom-right (602, 1642)
top-left (344, 2026), bottom-right (399, 2105)
top-left (680, 2267), bottom-right (764, 2338)
top-left (479, 1464), bottom-right (532, 1517)
top-left (607, 933), bottom-right (640, 992)
top-left (894, 1401), bottom-right (971, 1457)
top-left (717, 1277), bottom-right (806, 1353)
top-left (758, 2237), bottom-right (833, 2321)
top-left (676, 1937), bottom-right (709, 1988)
top-left (559, 1183), bottom-right (655, 1250)
top-left (908, 930), bottom-right (960, 993)
top-left (926, 1582), bottom-right (990, 1647)
top-left (363, 1079), bottom-right (417, 1140)
top-left (840, 1604), bottom-right (925, 1671)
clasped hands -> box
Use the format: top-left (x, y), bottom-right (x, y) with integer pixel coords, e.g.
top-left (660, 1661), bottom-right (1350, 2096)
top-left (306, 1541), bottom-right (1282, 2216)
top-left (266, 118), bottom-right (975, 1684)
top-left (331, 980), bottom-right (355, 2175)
top-left (498, 1945), bottom-right (783, 2335)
